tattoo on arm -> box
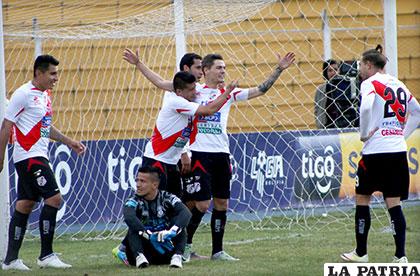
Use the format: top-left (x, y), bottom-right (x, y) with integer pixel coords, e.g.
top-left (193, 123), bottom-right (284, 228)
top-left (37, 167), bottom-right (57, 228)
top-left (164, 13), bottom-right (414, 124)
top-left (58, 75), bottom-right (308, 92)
top-left (50, 126), bottom-right (64, 143)
top-left (258, 66), bottom-right (283, 93)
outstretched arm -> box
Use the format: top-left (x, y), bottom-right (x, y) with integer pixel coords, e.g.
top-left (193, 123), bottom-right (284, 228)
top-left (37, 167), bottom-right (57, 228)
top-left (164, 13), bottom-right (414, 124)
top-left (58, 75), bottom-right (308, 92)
top-left (123, 48), bottom-right (174, 91)
top-left (247, 52), bottom-right (295, 100)
top-left (195, 81), bottom-right (238, 116)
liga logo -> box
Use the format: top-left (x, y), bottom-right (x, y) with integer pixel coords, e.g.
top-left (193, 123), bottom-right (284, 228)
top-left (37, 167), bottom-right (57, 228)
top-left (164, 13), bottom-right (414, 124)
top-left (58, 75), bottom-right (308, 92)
top-left (250, 150), bottom-right (285, 197)
top-left (324, 263), bottom-right (419, 276)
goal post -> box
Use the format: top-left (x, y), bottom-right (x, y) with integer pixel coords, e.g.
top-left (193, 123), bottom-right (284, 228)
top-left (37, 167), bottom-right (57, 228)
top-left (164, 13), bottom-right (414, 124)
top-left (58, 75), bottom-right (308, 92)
top-left (0, 0), bottom-right (11, 262)
top-left (1, 0), bottom-right (418, 243)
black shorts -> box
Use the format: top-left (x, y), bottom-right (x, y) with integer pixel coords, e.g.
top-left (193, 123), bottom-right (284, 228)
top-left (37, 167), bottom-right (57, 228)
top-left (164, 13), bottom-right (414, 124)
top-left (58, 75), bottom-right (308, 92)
top-left (356, 151), bottom-right (409, 200)
top-left (15, 157), bottom-right (60, 202)
top-left (183, 151), bottom-right (232, 202)
top-left (142, 157), bottom-right (182, 198)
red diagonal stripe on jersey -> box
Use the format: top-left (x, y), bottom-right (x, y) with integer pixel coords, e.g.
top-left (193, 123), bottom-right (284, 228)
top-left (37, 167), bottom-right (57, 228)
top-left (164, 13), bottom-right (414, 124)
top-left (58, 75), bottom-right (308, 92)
top-left (15, 120), bottom-right (42, 151)
top-left (176, 108), bottom-right (190, 113)
top-left (189, 117), bottom-right (199, 145)
top-left (152, 161), bottom-right (165, 173)
top-left (408, 94), bottom-right (413, 103)
top-left (372, 80), bottom-right (405, 124)
top-left (191, 160), bottom-right (207, 173)
top-left (151, 126), bottom-right (183, 156)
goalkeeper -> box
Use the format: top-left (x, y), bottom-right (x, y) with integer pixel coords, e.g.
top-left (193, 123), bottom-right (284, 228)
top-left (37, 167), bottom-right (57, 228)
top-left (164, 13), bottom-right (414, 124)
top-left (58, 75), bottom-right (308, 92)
top-left (112, 166), bottom-right (192, 268)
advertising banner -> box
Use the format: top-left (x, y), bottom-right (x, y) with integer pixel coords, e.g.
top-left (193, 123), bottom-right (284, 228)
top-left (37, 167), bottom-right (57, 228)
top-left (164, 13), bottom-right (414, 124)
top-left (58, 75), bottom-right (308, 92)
top-left (7, 129), bottom-right (419, 226)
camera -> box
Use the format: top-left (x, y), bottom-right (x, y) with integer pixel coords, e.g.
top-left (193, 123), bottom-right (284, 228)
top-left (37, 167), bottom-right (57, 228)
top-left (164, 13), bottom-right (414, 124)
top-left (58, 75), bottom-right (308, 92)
top-left (339, 60), bottom-right (359, 78)
top-left (324, 60), bottom-right (361, 129)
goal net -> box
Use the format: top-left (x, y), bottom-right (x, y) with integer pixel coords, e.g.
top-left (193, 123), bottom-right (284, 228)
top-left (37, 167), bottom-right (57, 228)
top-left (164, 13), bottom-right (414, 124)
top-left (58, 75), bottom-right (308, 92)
top-left (2, 0), bottom-right (418, 239)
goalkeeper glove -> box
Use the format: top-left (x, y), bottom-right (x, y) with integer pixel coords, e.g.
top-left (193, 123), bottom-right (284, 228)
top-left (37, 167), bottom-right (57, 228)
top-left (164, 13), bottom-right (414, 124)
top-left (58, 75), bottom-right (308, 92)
top-left (140, 230), bottom-right (168, 255)
top-left (157, 225), bottom-right (179, 242)
top-left (160, 240), bottom-right (174, 252)
top-left (138, 230), bottom-right (152, 240)
top-left (149, 232), bottom-right (166, 254)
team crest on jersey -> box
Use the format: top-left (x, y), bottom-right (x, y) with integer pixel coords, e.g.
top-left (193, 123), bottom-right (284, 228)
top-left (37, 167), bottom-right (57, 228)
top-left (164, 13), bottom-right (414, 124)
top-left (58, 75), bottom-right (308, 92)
top-left (157, 206), bottom-right (164, 218)
top-left (208, 93), bottom-right (218, 101)
top-left (36, 176), bottom-right (47, 187)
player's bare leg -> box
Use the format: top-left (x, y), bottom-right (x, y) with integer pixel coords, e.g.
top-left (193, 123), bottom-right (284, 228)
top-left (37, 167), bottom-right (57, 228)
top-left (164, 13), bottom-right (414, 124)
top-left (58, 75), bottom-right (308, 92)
top-left (183, 200), bottom-right (209, 262)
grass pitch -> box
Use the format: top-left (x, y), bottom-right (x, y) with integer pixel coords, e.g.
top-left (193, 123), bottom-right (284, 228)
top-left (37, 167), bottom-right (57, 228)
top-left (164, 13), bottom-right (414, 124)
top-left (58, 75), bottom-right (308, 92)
top-left (2, 205), bottom-right (419, 275)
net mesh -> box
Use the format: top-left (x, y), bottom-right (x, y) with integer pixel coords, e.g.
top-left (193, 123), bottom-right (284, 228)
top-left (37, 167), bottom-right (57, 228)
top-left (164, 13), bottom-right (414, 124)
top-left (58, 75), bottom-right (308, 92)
top-left (3, 0), bottom-right (418, 239)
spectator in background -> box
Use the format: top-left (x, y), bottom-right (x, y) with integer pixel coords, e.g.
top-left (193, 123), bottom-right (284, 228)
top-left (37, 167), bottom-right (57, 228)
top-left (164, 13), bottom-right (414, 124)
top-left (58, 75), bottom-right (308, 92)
top-left (314, 59), bottom-right (339, 128)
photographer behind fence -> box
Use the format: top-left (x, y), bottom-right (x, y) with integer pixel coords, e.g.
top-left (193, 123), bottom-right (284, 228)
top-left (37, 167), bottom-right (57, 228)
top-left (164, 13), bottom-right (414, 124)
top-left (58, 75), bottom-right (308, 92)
top-left (315, 60), bottom-right (361, 129)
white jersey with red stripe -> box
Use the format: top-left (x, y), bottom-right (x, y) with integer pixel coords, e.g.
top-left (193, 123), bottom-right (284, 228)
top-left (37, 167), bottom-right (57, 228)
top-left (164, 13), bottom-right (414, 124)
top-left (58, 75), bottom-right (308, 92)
top-left (360, 72), bottom-right (415, 154)
top-left (5, 81), bottom-right (53, 163)
top-left (144, 91), bottom-right (200, 165)
top-left (189, 84), bottom-right (249, 153)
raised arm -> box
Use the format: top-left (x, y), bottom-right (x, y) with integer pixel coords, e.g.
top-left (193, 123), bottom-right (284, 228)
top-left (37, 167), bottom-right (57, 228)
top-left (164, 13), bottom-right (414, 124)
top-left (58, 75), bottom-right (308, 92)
top-left (195, 81), bottom-right (238, 116)
top-left (247, 52), bottom-right (295, 100)
top-left (123, 48), bottom-right (174, 91)
top-left (50, 126), bottom-right (86, 155)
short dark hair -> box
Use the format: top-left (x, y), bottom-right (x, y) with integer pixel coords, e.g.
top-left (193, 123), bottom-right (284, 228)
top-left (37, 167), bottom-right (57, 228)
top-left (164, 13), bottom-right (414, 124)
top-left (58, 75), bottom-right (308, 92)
top-left (322, 59), bottom-right (338, 80)
top-left (179, 53), bottom-right (202, 71)
top-left (173, 71), bottom-right (196, 91)
top-left (137, 166), bottom-right (161, 182)
top-left (362, 44), bottom-right (387, 69)
top-left (202, 53), bottom-right (223, 71)
top-left (34, 54), bottom-right (59, 78)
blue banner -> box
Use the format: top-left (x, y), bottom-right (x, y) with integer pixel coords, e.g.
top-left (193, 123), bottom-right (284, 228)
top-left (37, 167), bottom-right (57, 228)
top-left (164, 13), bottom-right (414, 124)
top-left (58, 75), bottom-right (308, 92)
top-left (8, 128), bottom-right (419, 227)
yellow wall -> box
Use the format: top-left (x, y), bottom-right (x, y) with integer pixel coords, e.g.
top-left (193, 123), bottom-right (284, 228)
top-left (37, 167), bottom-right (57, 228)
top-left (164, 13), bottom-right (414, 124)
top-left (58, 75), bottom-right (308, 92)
top-left (3, 0), bottom-right (419, 141)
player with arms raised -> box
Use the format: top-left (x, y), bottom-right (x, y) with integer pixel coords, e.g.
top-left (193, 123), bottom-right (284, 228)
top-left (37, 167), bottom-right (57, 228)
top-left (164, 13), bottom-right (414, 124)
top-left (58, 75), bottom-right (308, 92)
top-left (113, 70), bottom-right (238, 264)
top-left (140, 71), bottom-right (237, 197)
top-left (341, 45), bottom-right (420, 263)
top-left (125, 50), bottom-right (295, 261)
top-left (123, 50), bottom-right (203, 176)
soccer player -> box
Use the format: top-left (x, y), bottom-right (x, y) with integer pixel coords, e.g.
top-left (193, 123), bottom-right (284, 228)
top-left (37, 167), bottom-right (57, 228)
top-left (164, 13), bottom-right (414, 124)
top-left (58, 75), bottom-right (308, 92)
top-left (123, 50), bottom-right (205, 196)
top-left (340, 45), bottom-right (420, 263)
top-left (0, 55), bottom-right (87, 270)
top-left (127, 50), bottom-right (295, 261)
top-left (184, 52), bottom-right (295, 261)
top-left (114, 166), bottom-right (192, 269)
top-left (141, 71), bottom-right (237, 197)
top-left (123, 49), bottom-right (203, 175)
top-left (113, 70), bottom-right (237, 264)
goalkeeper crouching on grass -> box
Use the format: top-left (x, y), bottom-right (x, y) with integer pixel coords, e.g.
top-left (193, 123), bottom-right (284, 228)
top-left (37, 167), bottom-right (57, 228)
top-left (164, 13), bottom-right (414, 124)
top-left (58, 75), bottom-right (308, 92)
top-left (112, 166), bottom-right (192, 268)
